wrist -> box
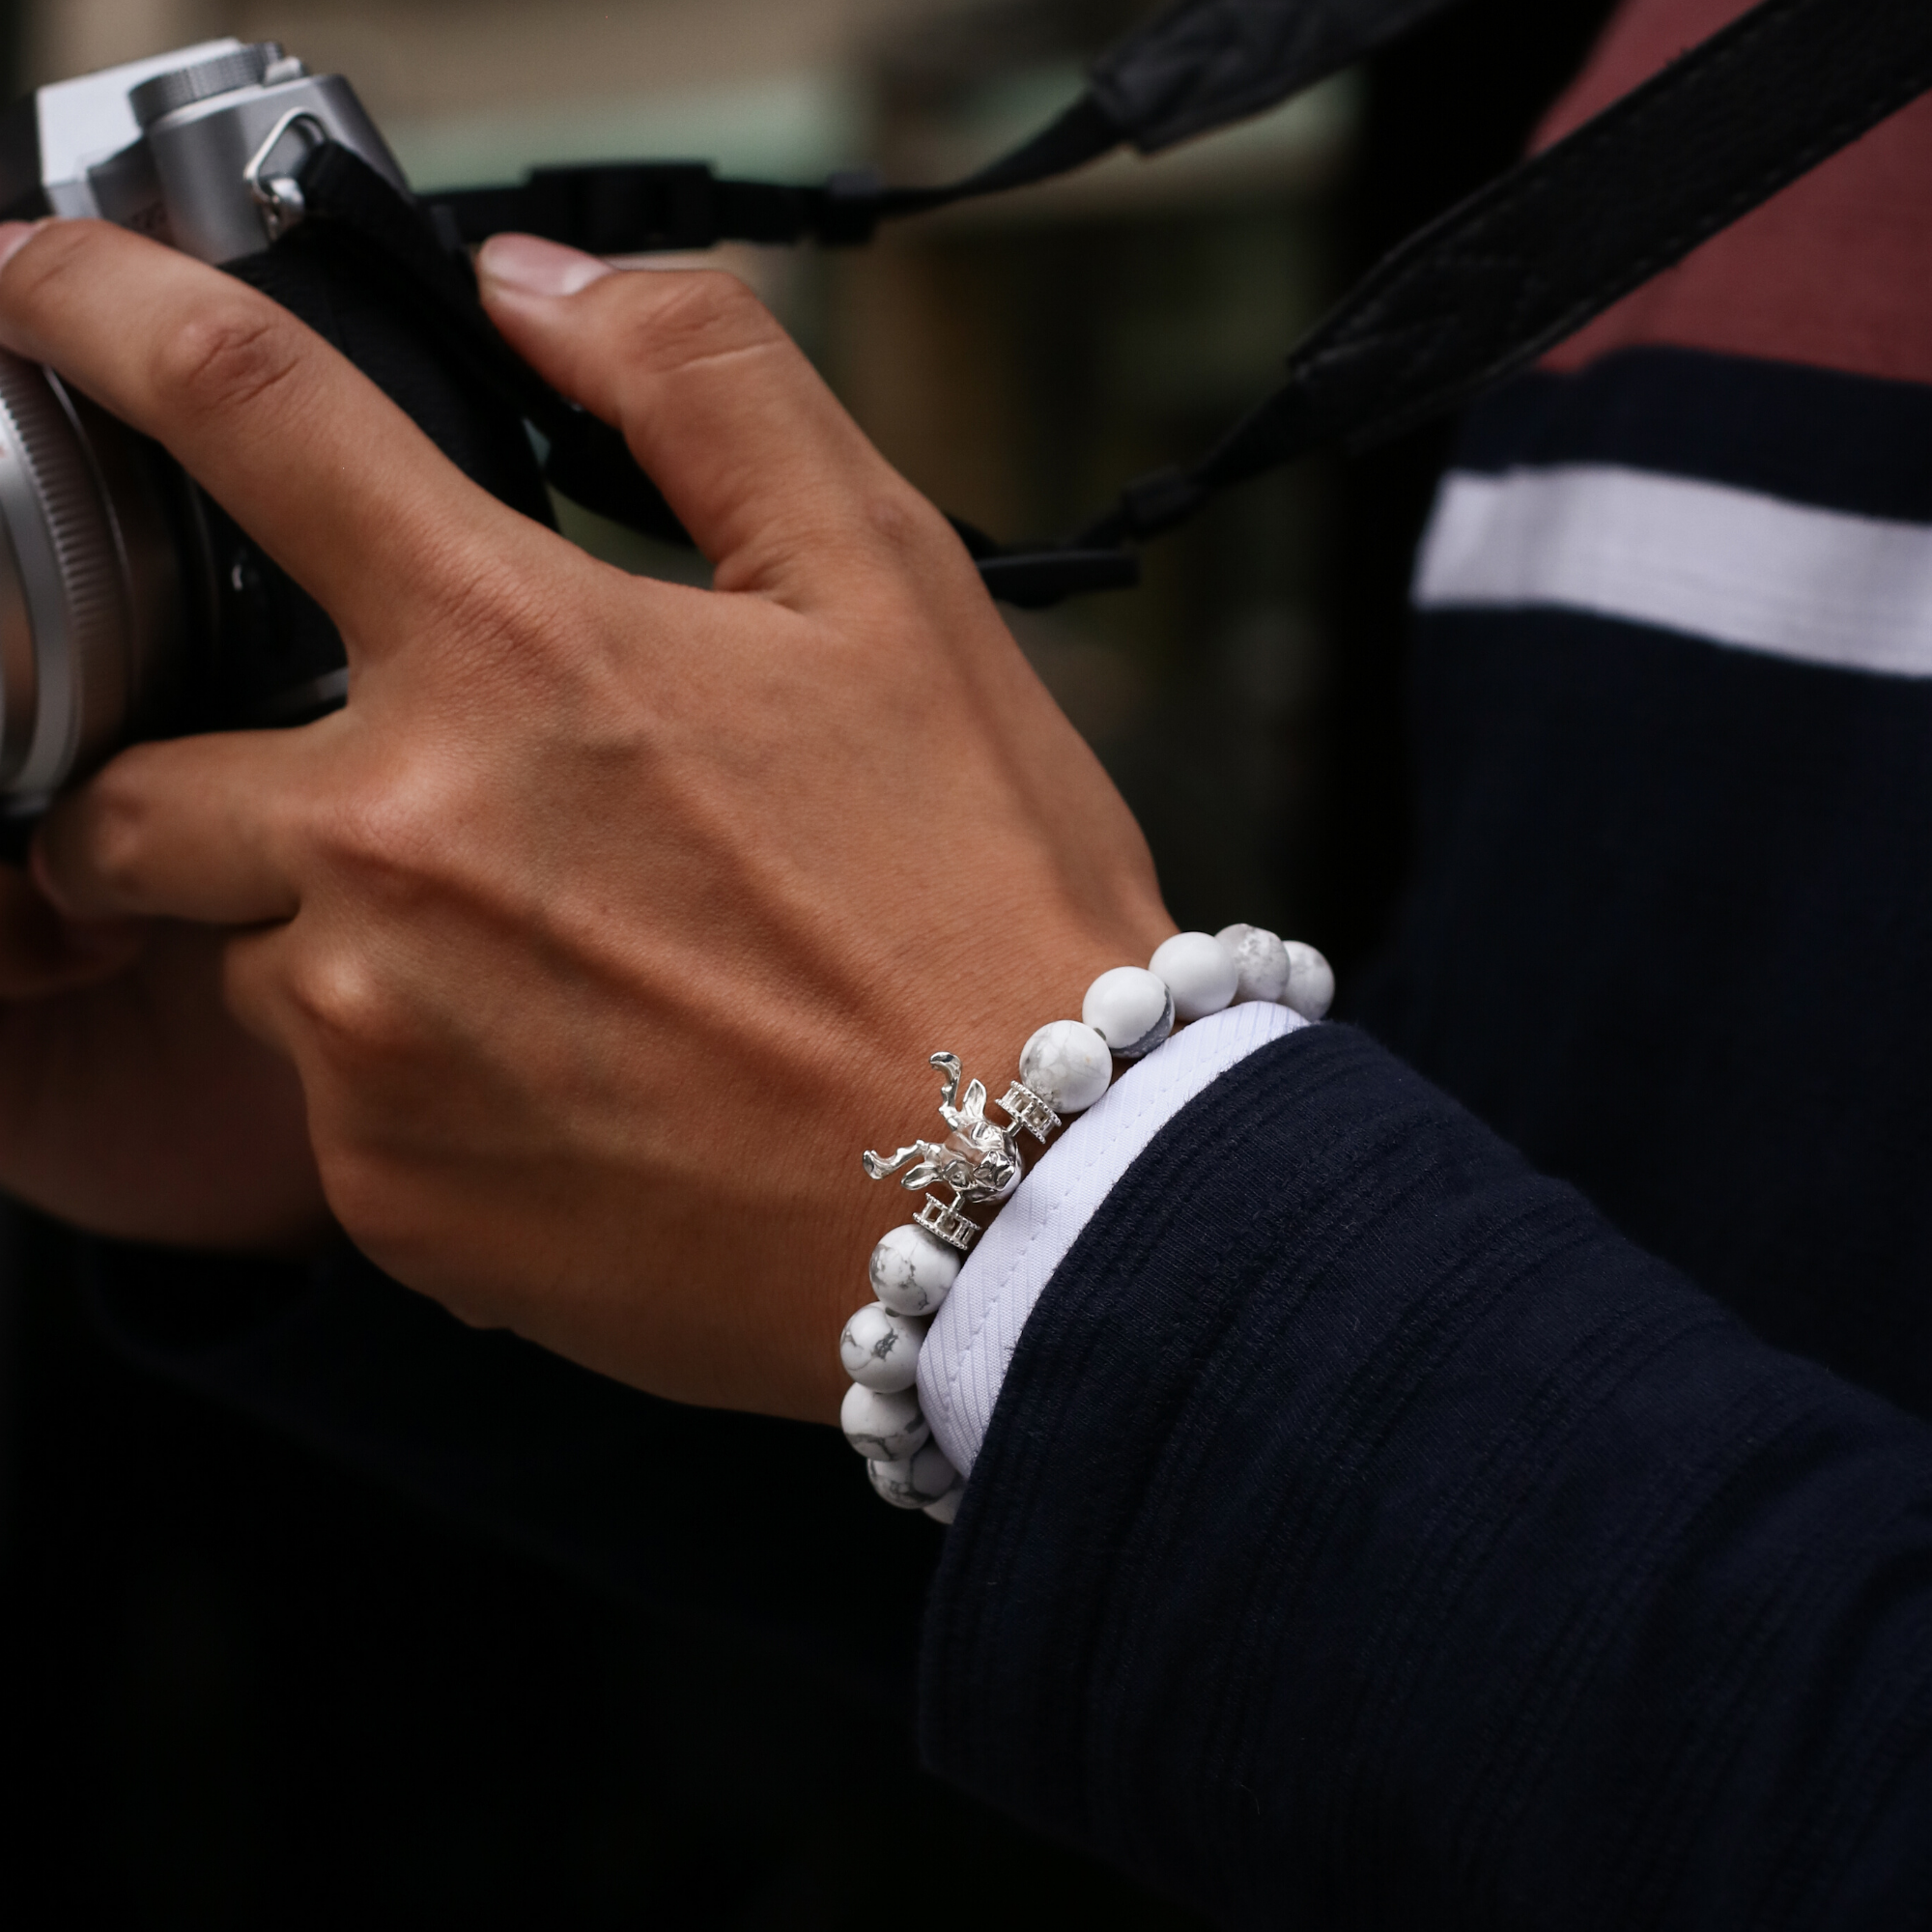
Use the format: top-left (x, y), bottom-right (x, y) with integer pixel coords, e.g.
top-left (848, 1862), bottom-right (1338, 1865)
top-left (835, 920), bottom-right (1334, 1518)
top-left (804, 913), bottom-right (1173, 1422)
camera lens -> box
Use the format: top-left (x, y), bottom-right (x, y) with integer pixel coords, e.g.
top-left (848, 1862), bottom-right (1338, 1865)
top-left (0, 352), bottom-right (181, 805)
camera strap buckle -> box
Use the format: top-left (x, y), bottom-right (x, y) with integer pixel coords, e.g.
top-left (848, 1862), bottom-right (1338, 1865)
top-left (243, 106), bottom-right (328, 242)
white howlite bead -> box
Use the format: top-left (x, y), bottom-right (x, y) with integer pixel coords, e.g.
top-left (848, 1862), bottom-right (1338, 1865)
top-left (867, 1442), bottom-right (959, 1510)
top-left (838, 1302), bottom-right (925, 1393)
top-left (1082, 966), bottom-right (1174, 1060)
top-left (840, 1381), bottom-right (930, 1461)
top-left (869, 1223), bottom-right (963, 1318)
top-left (1019, 1019), bottom-right (1113, 1115)
top-left (1282, 940), bottom-right (1336, 1021)
top-left (909, 1441), bottom-right (957, 1499)
top-left (1216, 923), bottom-right (1291, 1005)
top-left (867, 1460), bottom-right (926, 1510)
top-left (923, 1483), bottom-right (962, 1525)
top-left (1150, 931), bottom-right (1238, 1021)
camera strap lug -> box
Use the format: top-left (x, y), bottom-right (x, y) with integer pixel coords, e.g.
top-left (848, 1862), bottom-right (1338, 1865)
top-left (243, 106), bottom-right (327, 242)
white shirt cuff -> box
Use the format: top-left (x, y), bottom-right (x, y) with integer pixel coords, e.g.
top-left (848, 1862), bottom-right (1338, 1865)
top-left (918, 1001), bottom-right (1309, 1479)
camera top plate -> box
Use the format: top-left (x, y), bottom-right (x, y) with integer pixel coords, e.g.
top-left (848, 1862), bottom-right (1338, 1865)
top-left (28, 40), bottom-right (248, 217)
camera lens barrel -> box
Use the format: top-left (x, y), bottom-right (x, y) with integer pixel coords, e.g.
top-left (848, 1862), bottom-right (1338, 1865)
top-left (0, 354), bottom-right (178, 803)
top-left (0, 40), bottom-right (546, 802)
top-left (0, 354), bottom-right (132, 799)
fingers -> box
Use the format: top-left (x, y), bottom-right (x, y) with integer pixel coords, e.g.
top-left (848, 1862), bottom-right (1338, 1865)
top-left (0, 219), bottom-right (536, 653)
top-left (477, 234), bottom-right (963, 602)
top-left (33, 730), bottom-right (306, 925)
top-left (0, 864), bottom-right (149, 996)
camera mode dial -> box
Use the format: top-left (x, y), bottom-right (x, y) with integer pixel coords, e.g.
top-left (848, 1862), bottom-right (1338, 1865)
top-left (128, 43), bottom-right (297, 128)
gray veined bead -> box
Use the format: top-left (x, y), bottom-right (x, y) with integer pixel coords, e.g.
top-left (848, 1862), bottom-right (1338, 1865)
top-left (867, 1442), bottom-right (958, 1510)
top-left (1216, 923), bottom-right (1291, 1005)
top-left (1019, 1018), bottom-right (1113, 1115)
top-left (869, 1222), bottom-right (964, 1317)
top-left (838, 1302), bottom-right (925, 1393)
top-left (840, 1381), bottom-right (930, 1461)
top-left (1282, 941), bottom-right (1335, 1021)
top-left (1081, 966), bottom-right (1174, 1060)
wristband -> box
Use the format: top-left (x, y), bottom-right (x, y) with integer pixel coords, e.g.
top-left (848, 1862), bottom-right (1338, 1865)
top-left (840, 924), bottom-right (1333, 1522)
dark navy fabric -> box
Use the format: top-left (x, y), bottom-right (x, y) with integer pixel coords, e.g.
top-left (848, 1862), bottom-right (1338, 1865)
top-left (1369, 349), bottom-right (1932, 1416)
top-left (920, 348), bottom-right (1932, 1921)
top-left (1454, 344), bottom-right (1932, 523)
top-left (921, 1025), bottom-right (1932, 1928)
top-left (1367, 606), bottom-right (1932, 1415)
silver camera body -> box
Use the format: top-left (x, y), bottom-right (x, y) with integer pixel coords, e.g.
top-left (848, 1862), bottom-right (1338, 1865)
top-left (0, 40), bottom-right (410, 805)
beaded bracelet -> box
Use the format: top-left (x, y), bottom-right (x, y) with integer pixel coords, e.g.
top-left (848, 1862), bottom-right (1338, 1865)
top-left (841, 923), bottom-right (1333, 1522)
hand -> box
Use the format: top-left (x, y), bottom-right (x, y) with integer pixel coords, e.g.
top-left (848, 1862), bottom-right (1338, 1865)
top-left (0, 871), bottom-right (326, 1251)
top-left (1, 222), bottom-right (1173, 1423)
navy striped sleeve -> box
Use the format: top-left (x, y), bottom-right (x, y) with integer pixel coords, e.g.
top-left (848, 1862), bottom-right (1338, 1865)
top-left (1452, 345), bottom-right (1932, 522)
top-left (918, 1024), bottom-right (1932, 1927)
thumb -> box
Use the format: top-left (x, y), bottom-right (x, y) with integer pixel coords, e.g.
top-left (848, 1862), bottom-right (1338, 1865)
top-left (476, 234), bottom-right (961, 603)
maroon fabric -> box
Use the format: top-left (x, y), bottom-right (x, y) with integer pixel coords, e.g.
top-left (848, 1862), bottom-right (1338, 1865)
top-left (1539, 0), bottom-right (1932, 386)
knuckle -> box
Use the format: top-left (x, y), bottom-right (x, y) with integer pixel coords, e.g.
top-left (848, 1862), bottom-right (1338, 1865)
top-left (3, 219), bottom-right (109, 311)
top-left (287, 943), bottom-right (411, 1061)
top-left (304, 755), bottom-right (505, 938)
top-left (316, 787), bottom-right (438, 906)
top-left (152, 298), bottom-right (304, 419)
top-left (802, 479), bottom-right (959, 599)
top-left (859, 483), bottom-right (951, 564)
top-left (614, 269), bottom-right (781, 374)
top-left (73, 753), bottom-right (161, 899)
top-left (437, 545), bottom-right (556, 660)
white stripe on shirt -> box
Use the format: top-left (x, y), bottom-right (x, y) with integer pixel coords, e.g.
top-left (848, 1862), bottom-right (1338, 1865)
top-left (1413, 463), bottom-right (1932, 678)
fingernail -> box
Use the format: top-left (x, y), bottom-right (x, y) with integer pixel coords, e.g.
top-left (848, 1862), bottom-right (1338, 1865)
top-left (0, 220), bottom-right (41, 276)
top-left (477, 232), bottom-right (613, 298)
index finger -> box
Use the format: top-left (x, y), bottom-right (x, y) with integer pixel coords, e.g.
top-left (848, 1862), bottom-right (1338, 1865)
top-left (0, 218), bottom-right (541, 653)
top-left (0, 864), bottom-right (148, 997)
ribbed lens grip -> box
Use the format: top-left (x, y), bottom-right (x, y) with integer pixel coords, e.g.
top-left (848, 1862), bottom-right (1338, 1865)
top-left (0, 353), bottom-right (131, 794)
top-left (128, 43), bottom-right (282, 128)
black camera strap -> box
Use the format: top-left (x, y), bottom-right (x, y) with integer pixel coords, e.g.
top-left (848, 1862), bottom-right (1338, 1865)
top-left (1074, 0), bottom-right (1932, 557)
top-left (298, 0), bottom-right (1932, 608)
top-left (433, 0), bottom-right (1468, 254)
top-left (291, 141), bottom-right (691, 547)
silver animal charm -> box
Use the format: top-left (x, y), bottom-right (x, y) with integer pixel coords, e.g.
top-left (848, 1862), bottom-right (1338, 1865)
top-left (864, 1053), bottom-right (1060, 1251)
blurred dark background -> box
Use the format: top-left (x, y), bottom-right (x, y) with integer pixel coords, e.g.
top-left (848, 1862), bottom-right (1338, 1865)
top-left (0, 0), bottom-right (1617, 1919)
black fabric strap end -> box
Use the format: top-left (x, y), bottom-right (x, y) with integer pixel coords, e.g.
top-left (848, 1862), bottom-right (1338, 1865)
top-left (437, 164), bottom-right (890, 255)
top-left (944, 93), bottom-right (1122, 198)
top-left (1090, 0), bottom-right (1466, 155)
top-left (1076, 465), bottom-right (1213, 550)
top-left (977, 548), bottom-right (1140, 608)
